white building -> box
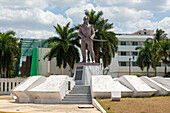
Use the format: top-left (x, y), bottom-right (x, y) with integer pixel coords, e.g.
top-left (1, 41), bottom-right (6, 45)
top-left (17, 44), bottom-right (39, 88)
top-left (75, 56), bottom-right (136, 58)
top-left (108, 29), bottom-right (170, 77)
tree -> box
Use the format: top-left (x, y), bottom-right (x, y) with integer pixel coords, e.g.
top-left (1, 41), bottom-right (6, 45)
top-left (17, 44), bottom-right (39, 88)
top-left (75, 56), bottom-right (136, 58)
top-left (157, 38), bottom-right (170, 76)
top-left (135, 43), bottom-right (153, 77)
top-left (145, 29), bottom-right (168, 76)
top-left (0, 31), bottom-right (20, 78)
top-left (44, 22), bottom-right (80, 75)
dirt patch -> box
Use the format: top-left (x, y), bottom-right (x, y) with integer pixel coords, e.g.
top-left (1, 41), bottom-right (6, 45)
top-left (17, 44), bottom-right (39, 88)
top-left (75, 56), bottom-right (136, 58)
top-left (97, 96), bottom-right (170, 113)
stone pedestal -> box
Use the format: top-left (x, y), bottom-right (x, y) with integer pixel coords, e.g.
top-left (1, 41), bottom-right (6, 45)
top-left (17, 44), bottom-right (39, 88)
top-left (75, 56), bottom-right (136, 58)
top-left (74, 63), bottom-right (102, 85)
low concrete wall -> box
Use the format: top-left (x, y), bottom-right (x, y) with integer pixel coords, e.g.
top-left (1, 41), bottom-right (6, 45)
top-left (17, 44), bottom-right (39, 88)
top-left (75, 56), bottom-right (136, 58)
top-left (140, 76), bottom-right (170, 96)
top-left (118, 75), bottom-right (157, 97)
top-left (91, 75), bottom-right (114, 98)
top-left (0, 78), bottom-right (26, 95)
top-left (29, 75), bottom-right (70, 104)
top-left (12, 76), bottom-right (46, 103)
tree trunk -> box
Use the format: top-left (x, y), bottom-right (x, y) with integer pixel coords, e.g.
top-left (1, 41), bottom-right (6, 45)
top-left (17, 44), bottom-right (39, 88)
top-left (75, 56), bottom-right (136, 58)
top-left (165, 64), bottom-right (167, 76)
top-left (147, 67), bottom-right (149, 77)
top-left (154, 65), bottom-right (157, 76)
top-left (95, 47), bottom-right (99, 63)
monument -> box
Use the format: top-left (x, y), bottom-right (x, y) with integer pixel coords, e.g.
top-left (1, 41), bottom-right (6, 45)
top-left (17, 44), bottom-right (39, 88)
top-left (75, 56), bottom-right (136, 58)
top-left (74, 16), bottom-right (102, 85)
top-left (78, 16), bottom-right (95, 63)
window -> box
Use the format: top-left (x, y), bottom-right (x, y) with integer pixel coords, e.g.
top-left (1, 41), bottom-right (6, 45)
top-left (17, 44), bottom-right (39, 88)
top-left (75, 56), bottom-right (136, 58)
top-left (132, 52), bottom-right (138, 56)
top-left (132, 42), bottom-right (138, 46)
top-left (121, 42), bottom-right (126, 45)
top-left (157, 62), bottom-right (161, 67)
top-left (132, 62), bottom-right (138, 66)
top-left (120, 62), bottom-right (126, 66)
top-left (121, 52), bottom-right (126, 56)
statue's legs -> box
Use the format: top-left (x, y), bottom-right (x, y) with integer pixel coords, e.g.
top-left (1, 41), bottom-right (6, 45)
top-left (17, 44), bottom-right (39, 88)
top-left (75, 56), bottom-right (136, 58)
top-left (81, 40), bottom-right (86, 62)
top-left (87, 40), bottom-right (95, 62)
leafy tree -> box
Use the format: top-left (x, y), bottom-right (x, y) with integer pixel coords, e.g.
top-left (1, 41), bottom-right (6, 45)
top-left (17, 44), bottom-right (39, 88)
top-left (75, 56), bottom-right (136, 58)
top-left (135, 43), bottom-right (153, 76)
top-left (157, 38), bottom-right (170, 76)
top-left (0, 31), bottom-right (20, 78)
top-left (44, 22), bottom-right (80, 74)
top-left (146, 29), bottom-right (168, 76)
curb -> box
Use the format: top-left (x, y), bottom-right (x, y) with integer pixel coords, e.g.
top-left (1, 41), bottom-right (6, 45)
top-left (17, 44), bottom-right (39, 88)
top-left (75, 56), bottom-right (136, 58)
top-left (92, 99), bottom-right (106, 113)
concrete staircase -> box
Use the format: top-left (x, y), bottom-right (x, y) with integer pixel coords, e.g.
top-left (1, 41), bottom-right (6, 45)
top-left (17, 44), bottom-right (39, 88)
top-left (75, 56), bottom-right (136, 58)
top-left (62, 85), bottom-right (92, 104)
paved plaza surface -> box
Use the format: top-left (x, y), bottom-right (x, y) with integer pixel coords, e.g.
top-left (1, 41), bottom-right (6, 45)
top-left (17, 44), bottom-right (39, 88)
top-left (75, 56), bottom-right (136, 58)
top-left (0, 99), bottom-right (100, 113)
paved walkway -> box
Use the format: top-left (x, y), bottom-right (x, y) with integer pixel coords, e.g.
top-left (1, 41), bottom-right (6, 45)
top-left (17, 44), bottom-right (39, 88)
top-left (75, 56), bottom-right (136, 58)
top-left (0, 99), bottom-right (100, 113)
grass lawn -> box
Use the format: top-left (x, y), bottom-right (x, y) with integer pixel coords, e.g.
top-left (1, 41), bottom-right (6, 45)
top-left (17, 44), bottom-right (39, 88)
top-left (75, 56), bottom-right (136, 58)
top-left (97, 96), bottom-right (170, 113)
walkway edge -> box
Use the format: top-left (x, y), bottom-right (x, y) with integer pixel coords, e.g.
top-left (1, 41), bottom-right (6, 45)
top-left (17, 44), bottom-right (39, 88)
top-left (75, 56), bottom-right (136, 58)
top-left (92, 99), bottom-right (106, 113)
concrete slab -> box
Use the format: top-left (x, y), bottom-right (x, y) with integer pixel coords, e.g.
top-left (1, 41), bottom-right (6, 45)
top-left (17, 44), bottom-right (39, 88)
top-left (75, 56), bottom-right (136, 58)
top-left (118, 75), bottom-right (157, 97)
top-left (151, 77), bottom-right (170, 91)
top-left (12, 76), bottom-right (46, 103)
top-left (29, 75), bottom-right (69, 104)
top-left (111, 91), bottom-right (121, 101)
top-left (140, 76), bottom-right (170, 96)
top-left (112, 80), bottom-right (133, 97)
top-left (0, 99), bottom-right (100, 113)
top-left (91, 75), bottom-right (114, 98)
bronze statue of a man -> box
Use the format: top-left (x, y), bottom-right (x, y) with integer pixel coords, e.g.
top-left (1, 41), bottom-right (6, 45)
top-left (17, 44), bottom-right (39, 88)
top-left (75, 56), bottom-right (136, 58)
top-left (78, 16), bottom-right (95, 63)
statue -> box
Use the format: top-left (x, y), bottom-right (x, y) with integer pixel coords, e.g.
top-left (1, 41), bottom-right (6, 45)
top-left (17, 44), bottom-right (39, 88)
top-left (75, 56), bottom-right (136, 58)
top-left (78, 16), bottom-right (95, 63)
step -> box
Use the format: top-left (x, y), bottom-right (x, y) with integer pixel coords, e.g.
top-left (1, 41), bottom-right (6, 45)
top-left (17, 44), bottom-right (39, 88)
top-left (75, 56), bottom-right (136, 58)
top-left (63, 96), bottom-right (91, 100)
top-left (61, 100), bottom-right (92, 104)
top-left (69, 91), bottom-right (90, 94)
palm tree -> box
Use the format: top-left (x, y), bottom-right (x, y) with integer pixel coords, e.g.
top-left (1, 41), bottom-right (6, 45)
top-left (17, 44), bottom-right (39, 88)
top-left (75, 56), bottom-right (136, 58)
top-left (145, 29), bottom-right (168, 76)
top-left (44, 22), bottom-right (80, 75)
top-left (135, 43), bottom-right (153, 77)
top-left (0, 31), bottom-right (20, 78)
top-left (157, 38), bottom-right (170, 76)
top-left (76, 9), bottom-right (118, 68)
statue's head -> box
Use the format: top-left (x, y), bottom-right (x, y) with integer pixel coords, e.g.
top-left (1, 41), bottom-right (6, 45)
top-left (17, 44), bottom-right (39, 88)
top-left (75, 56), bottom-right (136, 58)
top-left (83, 16), bottom-right (89, 23)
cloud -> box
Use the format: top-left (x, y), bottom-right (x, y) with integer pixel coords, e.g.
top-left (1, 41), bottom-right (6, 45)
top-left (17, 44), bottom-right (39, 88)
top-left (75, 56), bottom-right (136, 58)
top-left (0, 0), bottom-right (88, 10)
top-left (66, 4), bottom-right (153, 24)
top-left (0, 7), bottom-right (72, 38)
top-left (123, 17), bottom-right (170, 37)
top-left (65, 4), bottom-right (95, 22)
top-left (94, 0), bottom-right (170, 12)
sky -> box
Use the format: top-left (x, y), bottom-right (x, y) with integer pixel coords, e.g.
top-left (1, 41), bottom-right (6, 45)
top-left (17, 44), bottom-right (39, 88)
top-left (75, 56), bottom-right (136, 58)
top-left (0, 0), bottom-right (170, 39)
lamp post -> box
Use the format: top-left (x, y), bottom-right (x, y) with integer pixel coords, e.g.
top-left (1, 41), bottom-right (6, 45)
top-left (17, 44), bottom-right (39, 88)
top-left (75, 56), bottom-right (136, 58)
top-left (129, 55), bottom-right (135, 75)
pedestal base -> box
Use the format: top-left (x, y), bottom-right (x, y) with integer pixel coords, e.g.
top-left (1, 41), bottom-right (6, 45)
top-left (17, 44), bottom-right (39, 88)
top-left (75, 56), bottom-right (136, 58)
top-left (74, 63), bottom-right (102, 85)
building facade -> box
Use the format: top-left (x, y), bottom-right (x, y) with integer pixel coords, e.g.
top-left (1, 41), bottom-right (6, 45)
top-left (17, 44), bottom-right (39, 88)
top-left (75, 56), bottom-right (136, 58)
top-left (108, 29), bottom-right (170, 77)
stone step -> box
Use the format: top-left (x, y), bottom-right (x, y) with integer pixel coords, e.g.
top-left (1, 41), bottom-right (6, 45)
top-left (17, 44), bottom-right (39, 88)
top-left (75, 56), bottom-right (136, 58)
top-left (69, 85), bottom-right (91, 94)
top-left (64, 96), bottom-right (92, 100)
top-left (62, 85), bottom-right (92, 104)
top-left (61, 100), bottom-right (92, 104)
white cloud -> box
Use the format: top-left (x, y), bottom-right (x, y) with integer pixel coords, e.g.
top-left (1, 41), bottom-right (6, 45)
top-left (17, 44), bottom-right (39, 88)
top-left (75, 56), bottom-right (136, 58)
top-left (94, 0), bottom-right (170, 12)
top-left (65, 4), bottom-right (95, 22)
top-left (123, 17), bottom-right (170, 37)
top-left (66, 4), bottom-right (153, 23)
top-left (48, 0), bottom-right (88, 8)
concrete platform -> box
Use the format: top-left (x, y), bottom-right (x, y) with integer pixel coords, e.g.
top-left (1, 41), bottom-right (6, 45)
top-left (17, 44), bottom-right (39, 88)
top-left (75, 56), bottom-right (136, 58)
top-left (152, 77), bottom-right (170, 91)
top-left (118, 75), bottom-right (157, 97)
top-left (0, 99), bottom-right (100, 113)
top-left (91, 75), bottom-right (114, 98)
top-left (140, 76), bottom-right (170, 96)
top-left (29, 75), bottom-right (69, 104)
top-left (112, 80), bottom-right (133, 97)
top-left (12, 76), bottom-right (46, 103)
